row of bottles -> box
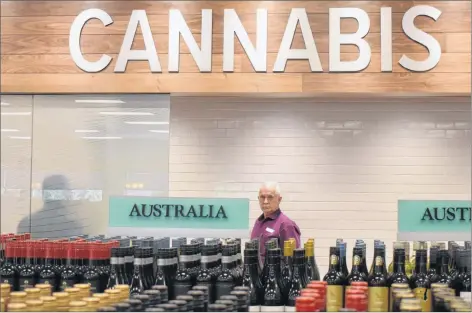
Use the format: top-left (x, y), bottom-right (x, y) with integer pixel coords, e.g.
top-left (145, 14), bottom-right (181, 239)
top-left (320, 239), bottom-right (471, 312)
top-left (0, 240), bottom-right (118, 293)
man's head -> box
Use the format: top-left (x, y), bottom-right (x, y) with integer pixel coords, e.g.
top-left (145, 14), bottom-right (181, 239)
top-left (258, 181), bottom-right (282, 217)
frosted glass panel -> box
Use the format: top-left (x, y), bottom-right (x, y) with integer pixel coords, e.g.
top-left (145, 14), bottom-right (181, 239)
top-left (1, 95), bottom-right (33, 234)
top-left (25, 95), bottom-right (170, 238)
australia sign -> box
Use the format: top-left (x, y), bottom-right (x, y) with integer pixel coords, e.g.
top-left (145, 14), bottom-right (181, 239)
top-left (108, 196), bottom-right (250, 237)
top-left (397, 200), bottom-right (471, 241)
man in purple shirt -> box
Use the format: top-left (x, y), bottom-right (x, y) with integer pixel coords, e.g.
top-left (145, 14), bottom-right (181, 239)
top-left (250, 182), bottom-right (301, 260)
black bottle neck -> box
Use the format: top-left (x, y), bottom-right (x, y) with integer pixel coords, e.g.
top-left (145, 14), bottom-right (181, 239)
top-left (439, 251), bottom-right (450, 275)
top-left (393, 249), bottom-right (406, 275)
top-left (414, 250), bottom-right (427, 274)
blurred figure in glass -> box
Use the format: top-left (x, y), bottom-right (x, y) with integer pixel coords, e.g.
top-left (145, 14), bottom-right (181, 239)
top-left (17, 174), bottom-right (85, 238)
top-left (250, 182), bottom-right (301, 260)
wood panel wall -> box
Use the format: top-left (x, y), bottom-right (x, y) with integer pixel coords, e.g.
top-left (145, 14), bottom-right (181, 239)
top-left (1, 1), bottom-right (470, 94)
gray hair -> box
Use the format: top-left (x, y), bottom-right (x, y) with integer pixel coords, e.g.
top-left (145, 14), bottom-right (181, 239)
top-left (259, 181), bottom-right (281, 195)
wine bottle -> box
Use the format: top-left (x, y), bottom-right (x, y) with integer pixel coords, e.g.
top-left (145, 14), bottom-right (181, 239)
top-left (280, 240), bottom-right (293, 305)
top-left (173, 245), bottom-right (193, 298)
top-left (410, 249), bottom-right (431, 312)
top-left (388, 242), bottom-right (402, 274)
top-left (261, 248), bottom-right (284, 312)
top-left (452, 249), bottom-right (467, 297)
top-left (130, 248), bottom-right (147, 296)
top-left (323, 247), bottom-right (346, 312)
top-left (387, 247), bottom-right (409, 311)
top-left (59, 243), bottom-right (82, 291)
top-left (458, 249), bottom-right (471, 303)
top-left (369, 240), bottom-right (381, 275)
top-left (261, 240), bottom-right (277, 286)
top-left (437, 250), bottom-right (452, 287)
top-left (106, 248), bottom-right (121, 289)
top-left (347, 247), bottom-right (367, 287)
top-left (367, 246), bottom-right (388, 312)
top-left (427, 246), bottom-right (439, 284)
top-left (37, 242), bottom-right (59, 291)
top-left (215, 245), bottom-right (235, 300)
top-left (305, 239), bottom-right (320, 281)
top-left (355, 241), bottom-right (368, 277)
top-left (286, 249), bottom-right (305, 311)
top-left (410, 241), bottom-right (419, 273)
top-left (402, 242), bottom-right (413, 278)
top-left (18, 242), bottom-right (35, 291)
top-left (242, 248), bottom-right (263, 309)
top-left (83, 245), bottom-right (102, 293)
top-left (195, 245), bottom-right (215, 304)
top-left (0, 242), bottom-right (19, 290)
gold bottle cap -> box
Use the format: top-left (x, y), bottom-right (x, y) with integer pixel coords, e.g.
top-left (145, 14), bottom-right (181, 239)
top-left (0, 283), bottom-right (10, 291)
top-left (40, 296), bottom-right (56, 303)
top-left (25, 287), bottom-right (41, 295)
top-left (52, 292), bottom-right (70, 299)
top-left (83, 297), bottom-right (100, 303)
top-left (304, 242), bottom-right (314, 257)
top-left (397, 292), bottom-right (415, 299)
top-left (115, 285), bottom-right (130, 291)
top-left (25, 299), bottom-right (44, 306)
top-left (105, 289), bottom-right (121, 295)
top-left (65, 287), bottom-right (80, 293)
top-left (400, 304), bottom-right (422, 312)
top-left (93, 293), bottom-right (110, 301)
top-left (7, 303), bottom-right (27, 312)
top-left (69, 301), bottom-right (87, 307)
top-left (431, 283), bottom-right (449, 289)
top-left (391, 283), bottom-right (409, 289)
top-left (74, 283), bottom-right (91, 289)
top-left (283, 241), bottom-right (293, 257)
top-left (10, 291), bottom-right (27, 299)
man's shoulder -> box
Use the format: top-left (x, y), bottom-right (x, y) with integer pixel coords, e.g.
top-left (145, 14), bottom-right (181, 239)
top-left (279, 210), bottom-right (299, 227)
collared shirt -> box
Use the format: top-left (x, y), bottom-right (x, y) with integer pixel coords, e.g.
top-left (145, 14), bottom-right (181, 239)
top-left (250, 209), bottom-right (301, 260)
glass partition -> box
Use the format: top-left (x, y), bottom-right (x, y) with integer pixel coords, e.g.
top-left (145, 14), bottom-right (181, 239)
top-left (1, 95), bottom-right (33, 234)
top-left (1, 94), bottom-right (170, 238)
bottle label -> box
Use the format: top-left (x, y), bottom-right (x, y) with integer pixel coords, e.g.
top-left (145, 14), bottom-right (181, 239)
top-left (413, 287), bottom-right (431, 312)
top-left (353, 255), bottom-right (361, 265)
top-left (368, 286), bottom-right (388, 312)
top-left (375, 256), bottom-right (384, 266)
top-left (196, 282), bottom-right (213, 302)
top-left (460, 291), bottom-right (471, 303)
top-left (249, 306), bottom-right (261, 312)
top-left (326, 285), bottom-right (343, 312)
top-left (18, 278), bottom-right (34, 291)
top-left (329, 255), bottom-right (339, 265)
top-left (285, 306), bottom-right (296, 312)
top-left (110, 257), bottom-right (118, 265)
top-left (59, 279), bottom-right (76, 291)
top-left (215, 282), bottom-right (234, 299)
top-left (260, 306), bottom-right (284, 312)
top-left (84, 278), bottom-right (100, 293)
top-left (1, 278), bottom-right (15, 287)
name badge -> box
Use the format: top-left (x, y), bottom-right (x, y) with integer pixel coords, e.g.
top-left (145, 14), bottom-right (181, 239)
top-left (265, 227), bottom-right (274, 234)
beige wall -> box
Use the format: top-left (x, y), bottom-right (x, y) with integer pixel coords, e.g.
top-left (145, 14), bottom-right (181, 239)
top-left (168, 95), bottom-right (471, 274)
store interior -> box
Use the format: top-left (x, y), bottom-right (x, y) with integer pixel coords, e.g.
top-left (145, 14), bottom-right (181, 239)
top-left (1, 94), bottom-right (470, 275)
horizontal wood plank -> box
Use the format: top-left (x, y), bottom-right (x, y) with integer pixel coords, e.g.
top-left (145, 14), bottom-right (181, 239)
top-left (2, 73), bottom-right (469, 93)
top-left (1, 1), bottom-right (469, 17)
top-left (2, 53), bottom-right (469, 74)
top-left (0, 0), bottom-right (469, 95)
top-left (2, 32), bottom-right (470, 55)
top-left (2, 12), bottom-right (469, 35)
top-left (302, 72), bottom-right (471, 93)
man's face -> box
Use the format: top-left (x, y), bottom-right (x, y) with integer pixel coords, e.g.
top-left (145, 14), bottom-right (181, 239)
top-left (258, 186), bottom-right (282, 215)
